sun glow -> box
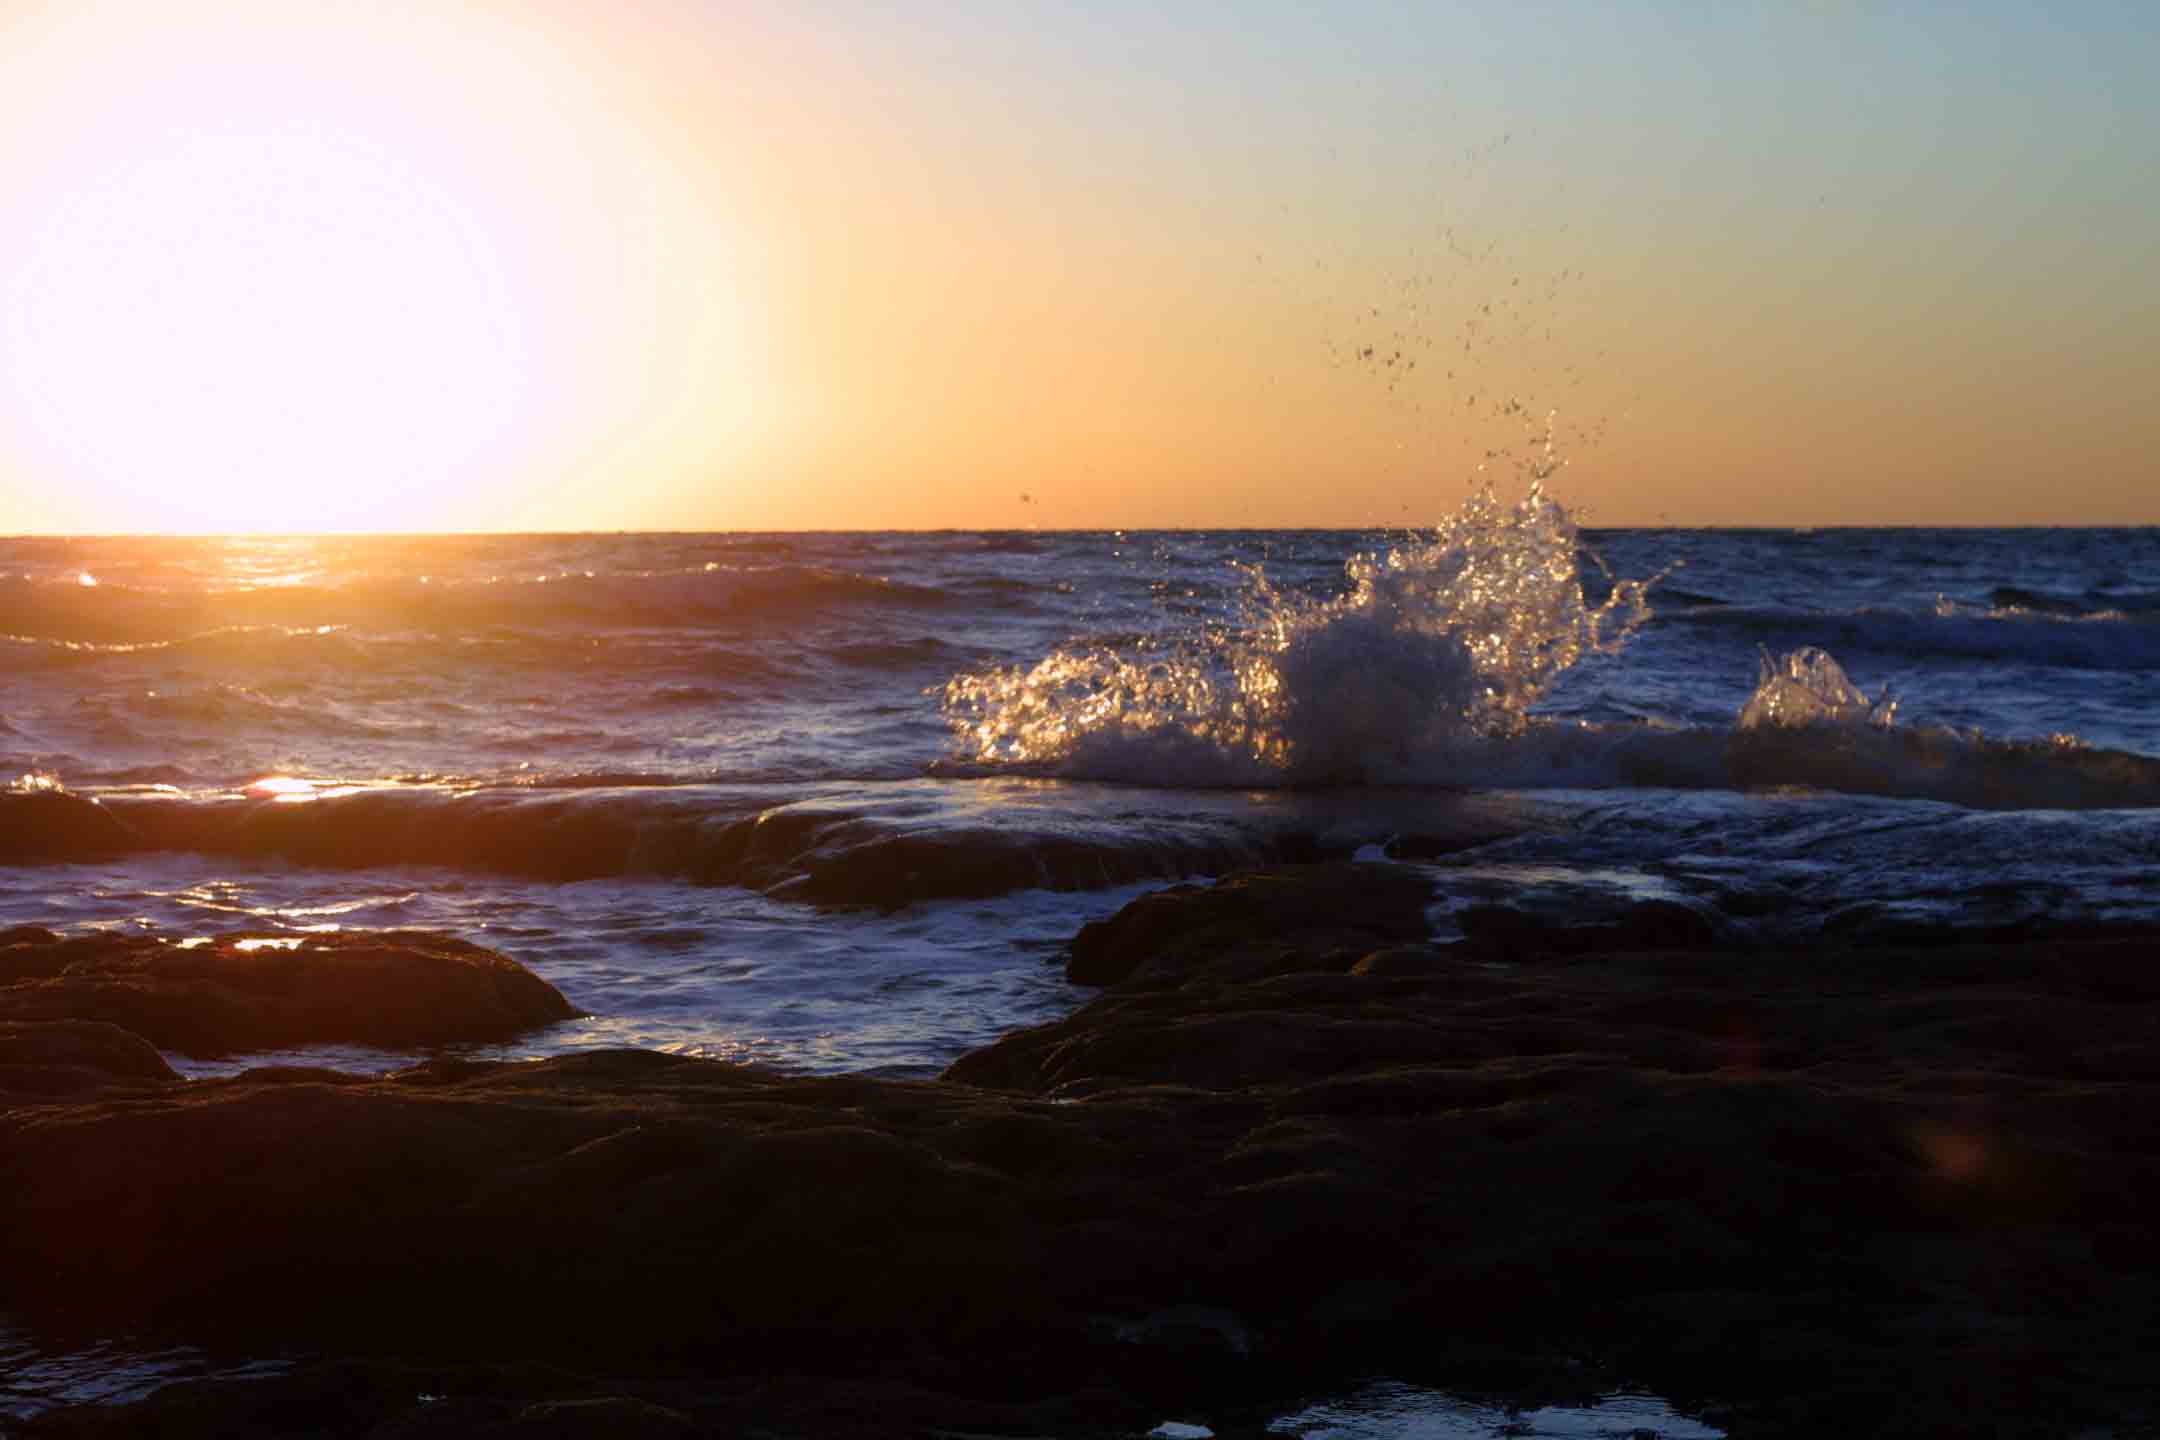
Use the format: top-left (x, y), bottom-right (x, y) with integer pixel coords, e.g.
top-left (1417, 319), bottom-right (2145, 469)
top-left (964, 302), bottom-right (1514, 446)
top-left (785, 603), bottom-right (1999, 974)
top-left (0, 2), bottom-right (766, 535)
top-left (11, 130), bottom-right (529, 534)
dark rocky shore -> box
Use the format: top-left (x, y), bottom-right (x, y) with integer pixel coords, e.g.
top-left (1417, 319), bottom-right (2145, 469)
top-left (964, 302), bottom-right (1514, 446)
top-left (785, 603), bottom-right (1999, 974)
top-left (5, 864), bottom-right (2159, 1437)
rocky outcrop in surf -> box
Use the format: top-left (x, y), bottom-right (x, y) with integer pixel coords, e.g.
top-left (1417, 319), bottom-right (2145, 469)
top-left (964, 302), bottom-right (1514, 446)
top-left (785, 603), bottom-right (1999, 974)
top-left (1061, 862), bottom-right (1436, 987)
top-left (0, 926), bottom-right (578, 1056)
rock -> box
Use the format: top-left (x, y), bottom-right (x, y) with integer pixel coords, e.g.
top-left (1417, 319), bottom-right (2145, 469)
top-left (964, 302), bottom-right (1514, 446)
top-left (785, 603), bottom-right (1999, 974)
top-left (952, 868), bottom-right (2160, 1429)
top-left (0, 1052), bottom-right (1068, 1364)
top-left (0, 1019), bottom-right (179, 1094)
top-left (1347, 944), bottom-right (1444, 977)
top-left (6, 1361), bottom-right (713, 1440)
top-left (1112, 1303), bottom-right (1254, 1358)
top-left (508, 1396), bottom-right (696, 1437)
top-left (0, 929), bottom-right (580, 1056)
top-left (777, 830), bottom-right (1216, 910)
top-left (1454, 897), bottom-right (1720, 957)
top-left (1, 924), bottom-right (67, 981)
top-left (14, 1361), bottom-right (1166, 1439)
top-left (5, 867), bottom-right (2160, 1437)
top-left (1064, 861), bottom-right (1435, 987)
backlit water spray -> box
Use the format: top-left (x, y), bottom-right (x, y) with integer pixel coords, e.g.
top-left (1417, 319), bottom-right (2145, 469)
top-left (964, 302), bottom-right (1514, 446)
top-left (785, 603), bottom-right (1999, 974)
top-left (942, 481), bottom-right (1657, 785)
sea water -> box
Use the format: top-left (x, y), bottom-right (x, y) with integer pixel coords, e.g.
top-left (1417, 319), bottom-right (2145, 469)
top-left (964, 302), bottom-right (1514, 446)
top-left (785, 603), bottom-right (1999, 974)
top-left (3, 497), bottom-right (2158, 1419)
top-left (6, 501), bottom-right (2158, 1085)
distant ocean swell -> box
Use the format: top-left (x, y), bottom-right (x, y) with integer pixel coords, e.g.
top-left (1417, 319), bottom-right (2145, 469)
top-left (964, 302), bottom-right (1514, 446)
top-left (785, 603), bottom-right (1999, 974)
top-left (2, 623), bottom-right (938, 685)
top-left (0, 561), bottom-right (1042, 647)
top-left (1651, 598), bottom-right (2160, 672)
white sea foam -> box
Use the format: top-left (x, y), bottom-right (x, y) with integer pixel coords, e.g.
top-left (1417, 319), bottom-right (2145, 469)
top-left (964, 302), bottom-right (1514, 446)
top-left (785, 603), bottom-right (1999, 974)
top-left (942, 484), bottom-right (1656, 785)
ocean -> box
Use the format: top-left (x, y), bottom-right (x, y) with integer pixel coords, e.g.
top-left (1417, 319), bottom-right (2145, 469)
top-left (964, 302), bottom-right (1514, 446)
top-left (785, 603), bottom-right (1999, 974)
top-left (5, 492), bottom-right (2160, 1081)
top-left (4, 490), bottom-right (2159, 1420)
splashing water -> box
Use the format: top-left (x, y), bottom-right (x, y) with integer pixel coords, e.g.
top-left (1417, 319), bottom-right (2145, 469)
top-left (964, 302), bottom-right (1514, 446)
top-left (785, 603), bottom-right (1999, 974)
top-left (942, 484), bottom-right (1656, 784)
top-left (1738, 646), bottom-right (1899, 731)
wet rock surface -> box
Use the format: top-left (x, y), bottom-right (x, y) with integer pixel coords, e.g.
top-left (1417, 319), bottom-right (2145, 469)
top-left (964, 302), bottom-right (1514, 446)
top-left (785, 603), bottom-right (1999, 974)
top-left (0, 1018), bottom-right (179, 1095)
top-left (7, 863), bottom-right (2160, 1437)
top-left (0, 927), bottom-right (579, 1056)
top-left (1063, 862), bottom-right (1436, 987)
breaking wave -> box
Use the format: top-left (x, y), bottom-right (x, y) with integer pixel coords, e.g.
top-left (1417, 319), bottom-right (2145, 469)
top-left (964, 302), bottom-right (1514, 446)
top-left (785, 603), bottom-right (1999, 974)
top-left (1717, 642), bottom-right (2160, 808)
top-left (938, 497), bottom-right (2160, 809)
top-left (942, 484), bottom-right (1656, 784)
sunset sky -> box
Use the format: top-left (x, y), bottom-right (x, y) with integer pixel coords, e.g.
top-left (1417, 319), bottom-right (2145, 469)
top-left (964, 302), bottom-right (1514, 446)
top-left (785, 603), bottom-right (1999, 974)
top-left (1, 1), bottom-right (2152, 533)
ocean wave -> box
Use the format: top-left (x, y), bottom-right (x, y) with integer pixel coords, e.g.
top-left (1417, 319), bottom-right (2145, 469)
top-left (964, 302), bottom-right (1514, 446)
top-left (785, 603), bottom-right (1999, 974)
top-left (102, 685), bottom-right (397, 739)
top-left (1641, 582), bottom-right (1726, 608)
top-left (821, 637), bottom-right (952, 671)
top-left (1655, 601), bottom-right (2160, 671)
top-left (0, 563), bottom-right (1039, 647)
top-left (65, 763), bottom-right (206, 788)
top-left (935, 710), bottom-right (2160, 810)
top-left (879, 532), bottom-right (1057, 557)
top-left (1988, 585), bottom-right (2160, 619)
top-left (0, 630), bottom-right (376, 690)
top-left (944, 484), bottom-right (1657, 784)
top-left (937, 634), bottom-right (2160, 810)
top-left (15, 784), bottom-right (1344, 907)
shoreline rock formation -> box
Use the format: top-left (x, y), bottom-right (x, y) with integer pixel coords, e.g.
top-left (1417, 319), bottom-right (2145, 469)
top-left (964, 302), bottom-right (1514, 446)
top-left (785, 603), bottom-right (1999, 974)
top-left (0, 926), bottom-right (580, 1056)
top-left (5, 864), bottom-right (2158, 1437)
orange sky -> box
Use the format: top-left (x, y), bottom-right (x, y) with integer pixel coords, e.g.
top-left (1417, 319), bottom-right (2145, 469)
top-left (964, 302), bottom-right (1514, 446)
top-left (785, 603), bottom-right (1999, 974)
top-left (1, 1), bottom-right (2153, 533)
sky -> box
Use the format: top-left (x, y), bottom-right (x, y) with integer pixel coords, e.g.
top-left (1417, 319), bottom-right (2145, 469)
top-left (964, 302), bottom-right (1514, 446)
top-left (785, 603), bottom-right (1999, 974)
top-left (0, 0), bottom-right (2154, 533)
